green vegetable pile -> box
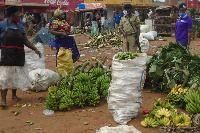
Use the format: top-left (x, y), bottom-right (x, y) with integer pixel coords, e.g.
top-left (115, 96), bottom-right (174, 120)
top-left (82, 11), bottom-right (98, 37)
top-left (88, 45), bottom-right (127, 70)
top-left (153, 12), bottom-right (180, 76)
top-left (115, 52), bottom-right (138, 60)
top-left (146, 42), bottom-right (200, 93)
top-left (45, 62), bottom-right (111, 111)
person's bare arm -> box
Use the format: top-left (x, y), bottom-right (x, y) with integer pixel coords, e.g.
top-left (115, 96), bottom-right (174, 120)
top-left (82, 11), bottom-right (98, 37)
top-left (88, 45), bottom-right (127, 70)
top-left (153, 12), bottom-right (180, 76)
top-left (50, 29), bottom-right (68, 36)
top-left (23, 36), bottom-right (41, 58)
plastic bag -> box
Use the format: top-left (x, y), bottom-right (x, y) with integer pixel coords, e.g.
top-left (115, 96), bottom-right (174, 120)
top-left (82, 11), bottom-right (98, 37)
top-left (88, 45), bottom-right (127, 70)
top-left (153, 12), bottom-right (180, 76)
top-left (25, 42), bottom-right (45, 72)
top-left (148, 31), bottom-right (158, 38)
top-left (96, 125), bottom-right (141, 133)
top-left (142, 33), bottom-right (154, 41)
top-left (56, 47), bottom-right (73, 77)
top-left (29, 68), bottom-right (60, 91)
top-left (140, 25), bottom-right (150, 33)
top-left (108, 53), bottom-right (147, 125)
top-left (140, 38), bottom-right (149, 53)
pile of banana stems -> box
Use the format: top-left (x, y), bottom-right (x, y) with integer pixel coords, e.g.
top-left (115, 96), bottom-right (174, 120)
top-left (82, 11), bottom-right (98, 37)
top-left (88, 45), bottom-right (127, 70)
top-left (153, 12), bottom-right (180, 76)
top-left (86, 30), bottom-right (122, 48)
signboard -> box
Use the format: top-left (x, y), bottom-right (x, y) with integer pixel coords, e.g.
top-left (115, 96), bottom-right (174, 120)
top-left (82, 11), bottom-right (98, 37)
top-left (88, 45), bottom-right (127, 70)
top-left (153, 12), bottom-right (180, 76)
top-left (79, 3), bottom-right (106, 11)
top-left (44, 0), bottom-right (69, 6)
top-left (185, 0), bottom-right (200, 9)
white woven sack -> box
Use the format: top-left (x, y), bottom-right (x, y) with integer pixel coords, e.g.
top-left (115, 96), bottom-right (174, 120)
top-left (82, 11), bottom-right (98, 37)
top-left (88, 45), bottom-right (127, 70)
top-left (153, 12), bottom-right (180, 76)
top-left (140, 25), bottom-right (150, 33)
top-left (108, 53), bottom-right (147, 125)
top-left (29, 68), bottom-right (60, 91)
top-left (25, 42), bottom-right (45, 72)
top-left (96, 125), bottom-right (141, 133)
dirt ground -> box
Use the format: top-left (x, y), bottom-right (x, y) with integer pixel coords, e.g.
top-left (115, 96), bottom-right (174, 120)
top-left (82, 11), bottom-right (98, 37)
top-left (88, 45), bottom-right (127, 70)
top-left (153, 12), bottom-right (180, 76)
top-left (0, 34), bottom-right (200, 133)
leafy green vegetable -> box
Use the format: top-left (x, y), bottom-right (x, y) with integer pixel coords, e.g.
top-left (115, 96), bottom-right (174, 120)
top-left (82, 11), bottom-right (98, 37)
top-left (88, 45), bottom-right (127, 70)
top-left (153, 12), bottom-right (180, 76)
top-left (146, 42), bottom-right (200, 93)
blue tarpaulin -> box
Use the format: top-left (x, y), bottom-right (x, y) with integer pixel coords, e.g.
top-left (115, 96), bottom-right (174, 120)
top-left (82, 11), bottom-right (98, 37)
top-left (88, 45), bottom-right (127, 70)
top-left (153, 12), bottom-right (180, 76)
top-left (32, 28), bottom-right (50, 45)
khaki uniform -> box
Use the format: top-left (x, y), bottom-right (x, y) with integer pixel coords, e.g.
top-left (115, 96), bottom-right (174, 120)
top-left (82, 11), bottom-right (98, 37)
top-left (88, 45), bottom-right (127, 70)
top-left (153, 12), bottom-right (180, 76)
top-left (120, 14), bottom-right (140, 52)
top-left (26, 15), bottom-right (34, 36)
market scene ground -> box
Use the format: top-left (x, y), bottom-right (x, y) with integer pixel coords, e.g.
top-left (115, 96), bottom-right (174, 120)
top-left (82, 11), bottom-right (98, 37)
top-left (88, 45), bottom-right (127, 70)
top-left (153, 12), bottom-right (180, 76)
top-left (1, 0), bottom-right (200, 132)
top-left (0, 34), bottom-right (200, 133)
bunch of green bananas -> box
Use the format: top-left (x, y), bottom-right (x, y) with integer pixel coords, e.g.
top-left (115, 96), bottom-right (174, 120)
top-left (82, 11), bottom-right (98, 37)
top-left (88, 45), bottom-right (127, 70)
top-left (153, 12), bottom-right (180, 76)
top-left (89, 68), bottom-right (105, 80)
top-left (141, 117), bottom-right (159, 128)
top-left (166, 94), bottom-right (180, 106)
top-left (173, 113), bottom-right (192, 127)
top-left (158, 117), bottom-right (171, 126)
top-left (59, 95), bottom-right (74, 111)
top-left (59, 78), bottom-right (68, 91)
top-left (87, 88), bottom-right (100, 106)
top-left (74, 84), bottom-right (90, 94)
top-left (96, 74), bottom-right (110, 100)
top-left (74, 73), bottom-right (90, 83)
top-left (45, 64), bottom-right (111, 111)
top-left (45, 86), bottom-right (62, 110)
top-left (48, 86), bottom-right (62, 99)
top-left (184, 89), bottom-right (200, 114)
top-left (115, 52), bottom-right (138, 60)
top-left (73, 91), bottom-right (88, 108)
top-left (45, 95), bottom-right (60, 111)
top-left (96, 75), bottom-right (110, 88)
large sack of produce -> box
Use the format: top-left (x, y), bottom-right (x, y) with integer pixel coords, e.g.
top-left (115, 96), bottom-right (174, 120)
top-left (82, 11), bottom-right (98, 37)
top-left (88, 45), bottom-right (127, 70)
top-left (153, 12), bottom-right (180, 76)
top-left (140, 38), bottom-right (149, 53)
top-left (29, 68), bottom-right (60, 91)
top-left (25, 42), bottom-right (45, 72)
top-left (96, 125), bottom-right (141, 133)
top-left (140, 25), bottom-right (150, 33)
top-left (108, 53), bottom-right (147, 125)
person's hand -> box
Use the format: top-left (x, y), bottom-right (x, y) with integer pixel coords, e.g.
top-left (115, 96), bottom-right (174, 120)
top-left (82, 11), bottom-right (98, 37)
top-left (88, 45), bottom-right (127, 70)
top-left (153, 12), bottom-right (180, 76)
top-left (61, 32), bottom-right (68, 37)
top-left (35, 49), bottom-right (42, 58)
top-left (135, 38), bottom-right (141, 50)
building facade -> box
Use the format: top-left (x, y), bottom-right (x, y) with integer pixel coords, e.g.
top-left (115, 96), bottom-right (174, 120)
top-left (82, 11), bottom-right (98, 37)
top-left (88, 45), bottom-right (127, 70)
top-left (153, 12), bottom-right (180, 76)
top-left (84, 0), bottom-right (152, 21)
top-left (165, 0), bottom-right (178, 6)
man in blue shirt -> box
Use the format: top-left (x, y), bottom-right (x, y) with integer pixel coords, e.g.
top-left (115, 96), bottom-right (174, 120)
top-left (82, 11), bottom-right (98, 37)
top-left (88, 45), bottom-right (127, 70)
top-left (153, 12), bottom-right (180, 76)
top-left (114, 11), bottom-right (122, 31)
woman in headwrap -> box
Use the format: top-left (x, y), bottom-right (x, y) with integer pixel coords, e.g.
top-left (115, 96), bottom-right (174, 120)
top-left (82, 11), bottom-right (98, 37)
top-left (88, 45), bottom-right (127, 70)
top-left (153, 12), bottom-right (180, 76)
top-left (0, 6), bottom-right (41, 107)
top-left (175, 3), bottom-right (193, 48)
top-left (50, 8), bottom-right (80, 75)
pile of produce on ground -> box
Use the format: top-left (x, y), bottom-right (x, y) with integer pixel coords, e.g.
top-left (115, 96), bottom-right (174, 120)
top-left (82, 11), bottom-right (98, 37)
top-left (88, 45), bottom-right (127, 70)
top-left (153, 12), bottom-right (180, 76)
top-left (141, 98), bottom-right (200, 132)
top-left (115, 52), bottom-right (138, 60)
top-left (146, 42), bottom-right (200, 94)
top-left (154, 36), bottom-right (167, 41)
top-left (44, 61), bottom-right (111, 111)
top-left (184, 89), bottom-right (200, 114)
top-left (85, 30), bottom-right (122, 48)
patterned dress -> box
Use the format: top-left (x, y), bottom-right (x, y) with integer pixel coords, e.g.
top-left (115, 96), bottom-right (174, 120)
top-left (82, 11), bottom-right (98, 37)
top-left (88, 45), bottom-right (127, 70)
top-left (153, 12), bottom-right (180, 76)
top-left (51, 19), bottom-right (80, 64)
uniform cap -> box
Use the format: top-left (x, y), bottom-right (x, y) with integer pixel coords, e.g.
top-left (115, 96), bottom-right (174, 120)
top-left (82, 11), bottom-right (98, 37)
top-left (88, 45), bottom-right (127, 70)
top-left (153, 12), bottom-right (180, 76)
top-left (179, 3), bottom-right (187, 10)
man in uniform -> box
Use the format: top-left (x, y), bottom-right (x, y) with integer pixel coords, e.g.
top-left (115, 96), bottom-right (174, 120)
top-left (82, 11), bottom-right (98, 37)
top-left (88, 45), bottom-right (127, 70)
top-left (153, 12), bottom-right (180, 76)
top-left (26, 13), bottom-right (34, 36)
top-left (120, 4), bottom-right (140, 52)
